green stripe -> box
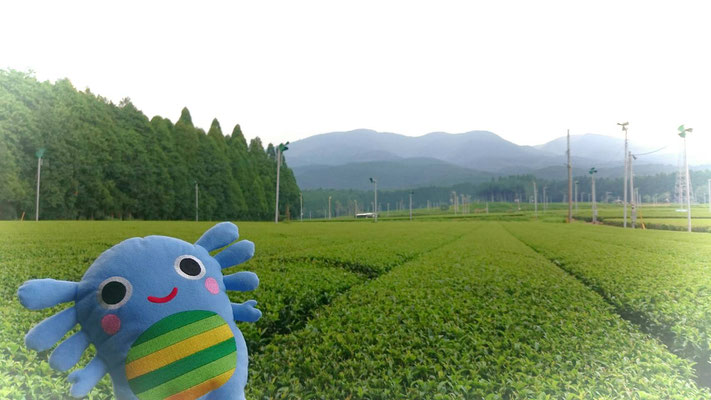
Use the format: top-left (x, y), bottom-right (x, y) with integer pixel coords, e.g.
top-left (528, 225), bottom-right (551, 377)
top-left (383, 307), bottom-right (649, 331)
top-left (129, 338), bottom-right (236, 395)
top-left (132, 310), bottom-right (214, 347)
top-left (126, 315), bottom-right (224, 363)
top-left (135, 352), bottom-right (236, 400)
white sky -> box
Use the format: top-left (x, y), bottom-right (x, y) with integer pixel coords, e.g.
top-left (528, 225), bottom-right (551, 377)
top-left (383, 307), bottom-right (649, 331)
top-left (2, 0), bottom-right (710, 159)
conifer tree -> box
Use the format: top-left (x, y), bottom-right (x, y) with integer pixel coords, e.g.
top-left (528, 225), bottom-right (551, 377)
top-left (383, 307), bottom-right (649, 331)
top-left (0, 70), bottom-right (302, 220)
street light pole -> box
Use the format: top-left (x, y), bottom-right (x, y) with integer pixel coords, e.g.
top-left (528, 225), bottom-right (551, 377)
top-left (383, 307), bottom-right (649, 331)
top-left (574, 180), bottom-right (579, 212)
top-left (275, 142), bottom-right (289, 223)
top-left (369, 177), bottom-right (378, 222)
top-left (35, 148), bottom-right (45, 221)
top-left (409, 191), bottom-right (413, 221)
top-left (678, 125), bottom-right (693, 232)
top-left (629, 152), bottom-right (636, 229)
top-left (590, 167), bottom-right (598, 223)
top-left (618, 122), bottom-right (629, 228)
top-left (567, 129), bottom-right (572, 223)
top-left (533, 181), bottom-right (538, 218)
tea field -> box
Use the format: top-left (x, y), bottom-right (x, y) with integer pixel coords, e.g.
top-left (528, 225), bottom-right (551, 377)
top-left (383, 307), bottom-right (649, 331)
top-left (1, 220), bottom-right (711, 399)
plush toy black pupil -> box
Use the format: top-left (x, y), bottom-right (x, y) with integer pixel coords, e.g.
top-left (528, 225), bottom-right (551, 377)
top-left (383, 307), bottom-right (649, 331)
top-left (102, 281), bottom-right (126, 305)
top-left (180, 258), bottom-right (202, 276)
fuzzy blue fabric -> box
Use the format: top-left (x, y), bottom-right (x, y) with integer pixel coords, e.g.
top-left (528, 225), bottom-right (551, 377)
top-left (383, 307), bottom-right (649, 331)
top-left (17, 222), bottom-right (260, 399)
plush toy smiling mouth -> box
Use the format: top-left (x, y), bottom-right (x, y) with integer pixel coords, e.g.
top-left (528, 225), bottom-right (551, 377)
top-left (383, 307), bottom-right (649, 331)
top-left (147, 287), bottom-right (177, 303)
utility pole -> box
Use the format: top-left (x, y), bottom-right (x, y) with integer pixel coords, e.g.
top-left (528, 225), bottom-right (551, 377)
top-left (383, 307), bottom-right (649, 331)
top-left (618, 122), bottom-right (629, 228)
top-left (369, 177), bottom-right (378, 222)
top-left (354, 200), bottom-right (358, 216)
top-left (35, 148), bottom-right (45, 221)
top-left (575, 180), bottom-right (579, 212)
top-left (533, 181), bottom-right (538, 218)
top-left (708, 179), bottom-right (710, 213)
top-left (274, 142), bottom-right (289, 223)
top-left (636, 188), bottom-right (640, 206)
top-left (629, 152), bottom-right (636, 228)
top-left (409, 191), bottom-right (413, 221)
top-left (567, 129), bottom-right (572, 223)
top-left (328, 196), bottom-right (332, 220)
top-left (300, 192), bottom-right (303, 222)
top-left (590, 167), bottom-right (598, 223)
top-left (195, 181), bottom-right (199, 222)
top-left (543, 186), bottom-right (547, 213)
top-left (678, 125), bottom-right (693, 232)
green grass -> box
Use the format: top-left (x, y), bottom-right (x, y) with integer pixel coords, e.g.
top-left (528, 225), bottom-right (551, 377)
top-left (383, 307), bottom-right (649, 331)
top-left (1, 220), bottom-right (711, 398)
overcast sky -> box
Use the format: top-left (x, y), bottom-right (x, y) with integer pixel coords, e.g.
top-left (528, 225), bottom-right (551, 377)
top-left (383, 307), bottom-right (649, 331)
top-left (2, 1), bottom-right (710, 159)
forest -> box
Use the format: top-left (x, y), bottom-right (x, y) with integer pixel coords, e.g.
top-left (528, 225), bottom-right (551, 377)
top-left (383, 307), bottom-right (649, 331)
top-left (0, 70), bottom-right (300, 221)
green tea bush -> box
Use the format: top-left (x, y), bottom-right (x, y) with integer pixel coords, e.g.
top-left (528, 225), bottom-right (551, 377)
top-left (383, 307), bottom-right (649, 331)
top-left (248, 223), bottom-right (707, 399)
top-left (506, 221), bottom-right (711, 376)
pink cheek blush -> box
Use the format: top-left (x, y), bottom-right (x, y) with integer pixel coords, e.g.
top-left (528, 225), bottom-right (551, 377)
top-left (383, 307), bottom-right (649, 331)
top-left (205, 277), bottom-right (220, 294)
top-left (101, 314), bottom-right (121, 335)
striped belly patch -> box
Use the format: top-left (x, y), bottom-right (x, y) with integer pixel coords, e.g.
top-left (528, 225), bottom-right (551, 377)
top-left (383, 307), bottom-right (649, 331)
top-left (126, 310), bottom-right (237, 400)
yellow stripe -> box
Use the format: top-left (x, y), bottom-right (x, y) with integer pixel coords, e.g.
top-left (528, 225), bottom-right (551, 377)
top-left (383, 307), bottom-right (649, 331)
top-left (163, 369), bottom-right (235, 400)
top-left (126, 325), bottom-right (233, 380)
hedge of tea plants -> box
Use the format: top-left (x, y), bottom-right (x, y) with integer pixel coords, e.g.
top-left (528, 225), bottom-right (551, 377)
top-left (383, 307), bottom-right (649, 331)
top-left (506, 221), bottom-right (711, 379)
top-left (1, 221), bottom-right (709, 398)
top-left (247, 223), bottom-right (708, 399)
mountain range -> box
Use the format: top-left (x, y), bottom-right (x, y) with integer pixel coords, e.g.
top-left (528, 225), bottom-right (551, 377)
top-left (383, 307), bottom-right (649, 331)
top-left (286, 129), bottom-right (686, 190)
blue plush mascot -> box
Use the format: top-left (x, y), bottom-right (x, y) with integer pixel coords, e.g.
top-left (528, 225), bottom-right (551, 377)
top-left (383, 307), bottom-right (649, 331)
top-left (17, 222), bottom-right (261, 399)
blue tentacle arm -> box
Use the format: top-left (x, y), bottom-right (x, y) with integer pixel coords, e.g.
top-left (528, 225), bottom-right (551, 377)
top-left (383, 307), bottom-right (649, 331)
top-left (215, 240), bottom-right (254, 269)
top-left (224, 271), bottom-right (259, 292)
top-left (195, 222), bottom-right (240, 252)
top-left (50, 330), bottom-right (90, 372)
top-left (25, 306), bottom-right (78, 352)
top-left (232, 300), bottom-right (262, 322)
top-left (18, 279), bottom-right (78, 310)
top-left (68, 356), bottom-right (108, 398)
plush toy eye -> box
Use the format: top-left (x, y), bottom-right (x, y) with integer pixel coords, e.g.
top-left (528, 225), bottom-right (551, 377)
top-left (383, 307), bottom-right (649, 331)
top-left (98, 277), bottom-right (133, 309)
top-left (174, 255), bottom-right (206, 280)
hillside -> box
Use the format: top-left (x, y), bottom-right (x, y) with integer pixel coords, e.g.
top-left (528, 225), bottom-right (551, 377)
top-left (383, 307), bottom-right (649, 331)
top-left (293, 158), bottom-right (492, 190)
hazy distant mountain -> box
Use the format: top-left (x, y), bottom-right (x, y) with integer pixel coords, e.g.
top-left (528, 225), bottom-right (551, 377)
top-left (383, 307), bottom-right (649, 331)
top-left (535, 133), bottom-right (676, 165)
top-left (286, 129), bottom-right (687, 190)
top-left (287, 129), bottom-right (568, 172)
top-left (536, 134), bottom-right (625, 162)
top-left (293, 158), bottom-right (493, 190)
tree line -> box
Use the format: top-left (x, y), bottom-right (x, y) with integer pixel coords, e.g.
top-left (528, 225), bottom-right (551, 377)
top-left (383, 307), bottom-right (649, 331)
top-left (0, 69), bottom-right (300, 220)
top-left (302, 171), bottom-right (711, 218)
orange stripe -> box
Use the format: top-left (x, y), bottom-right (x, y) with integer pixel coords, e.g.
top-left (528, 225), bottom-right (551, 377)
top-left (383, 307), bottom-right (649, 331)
top-left (163, 369), bottom-right (235, 400)
top-left (126, 325), bottom-right (233, 380)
